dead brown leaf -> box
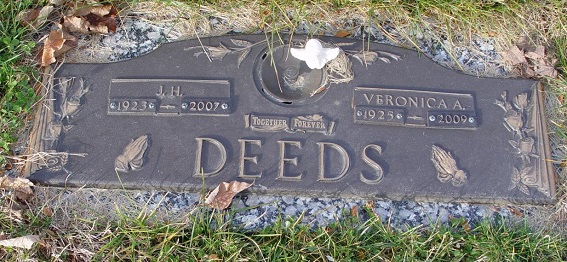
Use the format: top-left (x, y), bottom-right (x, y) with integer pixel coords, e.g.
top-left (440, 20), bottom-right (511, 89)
top-left (62, 4), bottom-right (117, 34)
top-left (535, 64), bottom-right (558, 78)
top-left (43, 207), bottom-right (53, 217)
top-left (504, 38), bottom-right (558, 78)
top-left (207, 254), bottom-right (220, 260)
top-left (507, 206), bottom-right (524, 217)
top-left (0, 235), bottom-right (40, 249)
top-left (0, 176), bottom-right (34, 201)
top-left (461, 219), bottom-right (471, 232)
top-left (18, 8), bottom-right (40, 25)
top-left (525, 45), bottom-right (545, 60)
top-left (62, 16), bottom-right (107, 34)
top-left (18, 6), bottom-right (54, 29)
top-left (521, 65), bottom-right (536, 78)
top-left (40, 25), bottom-right (77, 67)
top-left (516, 36), bottom-right (531, 51)
top-left (74, 4), bottom-right (113, 17)
top-left (350, 205), bottom-right (359, 218)
top-left (503, 45), bottom-right (527, 66)
top-left (49, 0), bottom-right (67, 5)
top-left (335, 30), bottom-right (351, 38)
top-left (205, 181), bottom-right (253, 210)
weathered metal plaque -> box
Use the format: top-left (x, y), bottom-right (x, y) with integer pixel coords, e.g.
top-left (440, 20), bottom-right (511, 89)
top-left (26, 35), bottom-right (556, 204)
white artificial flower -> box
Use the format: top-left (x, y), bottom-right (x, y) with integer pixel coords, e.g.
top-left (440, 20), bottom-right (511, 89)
top-left (290, 39), bottom-right (340, 69)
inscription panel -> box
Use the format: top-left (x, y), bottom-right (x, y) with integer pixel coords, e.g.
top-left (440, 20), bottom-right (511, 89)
top-left (353, 87), bottom-right (477, 129)
top-left (108, 79), bottom-right (231, 116)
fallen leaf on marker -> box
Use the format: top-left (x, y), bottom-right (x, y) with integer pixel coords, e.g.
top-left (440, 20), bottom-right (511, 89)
top-left (205, 181), bottom-right (253, 210)
top-left (0, 176), bottom-right (34, 201)
top-left (62, 4), bottom-right (117, 34)
top-left (40, 25), bottom-right (77, 67)
top-left (0, 235), bottom-right (40, 249)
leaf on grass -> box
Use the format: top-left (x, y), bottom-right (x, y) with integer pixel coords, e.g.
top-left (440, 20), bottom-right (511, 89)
top-left (18, 8), bottom-right (40, 25)
top-left (534, 64), bottom-right (558, 78)
top-left (0, 235), bottom-right (40, 249)
top-left (74, 4), bottom-right (114, 17)
top-left (62, 4), bottom-right (117, 34)
top-left (335, 30), bottom-right (351, 38)
top-left (350, 205), bottom-right (359, 218)
top-left (0, 176), bottom-right (34, 201)
top-left (507, 207), bottom-right (524, 217)
top-left (503, 45), bottom-right (527, 66)
top-left (505, 38), bottom-right (558, 78)
top-left (525, 45), bottom-right (545, 60)
top-left (49, 0), bottom-right (67, 5)
top-left (520, 65), bottom-right (536, 78)
top-left (205, 181), bottom-right (253, 210)
top-left (43, 207), bottom-right (53, 217)
top-left (460, 219), bottom-right (471, 232)
top-left (18, 6), bottom-right (54, 29)
top-left (41, 26), bottom-right (77, 67)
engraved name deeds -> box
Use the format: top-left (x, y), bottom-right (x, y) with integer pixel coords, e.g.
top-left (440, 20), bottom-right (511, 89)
top-left (26, 35), bottom-right (555, 204)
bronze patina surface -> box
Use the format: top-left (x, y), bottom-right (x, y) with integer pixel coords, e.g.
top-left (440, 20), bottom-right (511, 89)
top-left (26, 35), bottom-right (555, 204)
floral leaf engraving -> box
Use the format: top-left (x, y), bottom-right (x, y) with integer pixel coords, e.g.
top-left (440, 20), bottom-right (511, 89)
top-left (194, 43), bottom-right (231, 61)
top-left (346, 50), bottom-right (401, 66)
top-left (237, 48), bottom-right (251, 68)
top-left (351, 51), bottom-right (379, 65)
top-left (513, 92), bottom-right (529, 111)
top-left (57, 77), bottom-right (89, 122)
top-left (230, 39), bottom-right (253, 47)
top-left (187, 38), bottom-right (260, 66)
top-left (509, 166), bottom-right (521, 190)
top-left (517, 182), bottom-right (530, 195)
top-left (431, 145), bottom-right (467, 187)
top-left (497, 90), bottom-right (545, 196)
top-left (115, 135), bottom-right (149, 172)
top-left (377, 51), bottom-right (401, 61)
top-left (520, 166), bottom-right (535, 184)
top-left (45, 151), bottom-right (68, 172)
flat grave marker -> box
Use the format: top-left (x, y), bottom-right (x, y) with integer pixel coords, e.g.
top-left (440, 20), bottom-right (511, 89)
top-left (26, 35), bottom-right (555, 204)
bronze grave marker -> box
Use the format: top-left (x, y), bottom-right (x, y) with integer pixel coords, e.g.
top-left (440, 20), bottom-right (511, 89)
top-left (26, 35), bottom-right (556, 204)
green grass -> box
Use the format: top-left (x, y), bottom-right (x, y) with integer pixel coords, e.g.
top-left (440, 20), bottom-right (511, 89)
top-left (0, 0), bottom-right (40, 158)
top-left (2, 195), bottom-right (565, 261)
